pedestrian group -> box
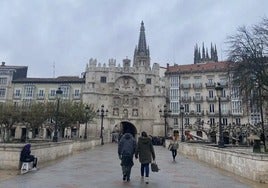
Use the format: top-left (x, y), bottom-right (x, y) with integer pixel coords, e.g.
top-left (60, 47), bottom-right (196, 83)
top-left (118, 131), bottom-right (178, 184)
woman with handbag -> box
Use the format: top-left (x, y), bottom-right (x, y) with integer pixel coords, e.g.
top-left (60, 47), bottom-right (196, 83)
top-left (135, 131), bottom-right (155, 184)
top-left (168, 135), bottom-right (179, 161)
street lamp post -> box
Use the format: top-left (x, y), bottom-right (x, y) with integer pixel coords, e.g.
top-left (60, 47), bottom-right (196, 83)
top-left (53, 87), bottom-right (63, 142)
top-left (97, 105), bottom-right (108, 145)
top-left (159, 104), bottom-right (172, 139)
top-left (180, 105), bottom-right (185, 142)
top-left (215, 83), bottom-right (224, 148)
top-left (84, 105), bottom-right (90, 139)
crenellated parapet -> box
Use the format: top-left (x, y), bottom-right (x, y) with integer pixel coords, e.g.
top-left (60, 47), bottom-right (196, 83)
top-left (86, 58), bottom-right (160, 76)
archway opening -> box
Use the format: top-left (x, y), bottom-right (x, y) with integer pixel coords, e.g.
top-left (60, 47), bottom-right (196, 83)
top-left (121, 121), bottom-right (137, 137)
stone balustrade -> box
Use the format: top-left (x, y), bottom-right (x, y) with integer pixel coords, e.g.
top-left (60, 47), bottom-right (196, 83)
top-left (179, 142), bottom-right (268, 183)
top-left (0, 139), bottom-right (101, 170)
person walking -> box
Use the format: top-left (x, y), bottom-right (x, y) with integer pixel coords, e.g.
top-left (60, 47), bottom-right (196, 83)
top-left (20, 144), bottom-right (38, 170)
top-left (168, 135), bottom-right (179, 161)
top-left (135, 131), bottom-right (155, 184)
top-left (118, 131), bottom-right (136, 182)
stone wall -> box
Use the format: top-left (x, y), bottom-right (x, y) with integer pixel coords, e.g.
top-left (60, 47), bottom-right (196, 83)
top-left (0, 139), bottom-right (100, 170)
top-left (179, 142), bottom-right (268, 183)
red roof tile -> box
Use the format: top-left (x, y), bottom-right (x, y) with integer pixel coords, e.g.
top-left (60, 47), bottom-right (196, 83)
top-left (166, 61), bottom-right (231, 74)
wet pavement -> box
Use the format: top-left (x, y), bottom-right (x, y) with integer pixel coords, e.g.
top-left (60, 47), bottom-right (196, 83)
top-left (0, 143), bottom-right (266, 188)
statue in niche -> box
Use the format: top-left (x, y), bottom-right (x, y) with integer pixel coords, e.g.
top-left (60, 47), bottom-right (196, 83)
top-left (132, 98), bottom-right (138, 106)
top-left (123, 109), bottom-right (128, 118)
top-left (124, 96), bottom-right (129, 105)
top-left (132, 109), bottom-right (138, 116)
top-left (124, 78), bottom-right (129, 86)
top-left (113, 108), bottom-right (119, 116)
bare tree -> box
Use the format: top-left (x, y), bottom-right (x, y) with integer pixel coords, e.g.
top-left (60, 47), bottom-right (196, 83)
top-left (226, 17), bottom-right (268, 149)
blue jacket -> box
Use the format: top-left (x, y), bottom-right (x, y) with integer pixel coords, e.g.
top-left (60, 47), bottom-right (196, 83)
top-left (118, 133), bottom-right (136, 156)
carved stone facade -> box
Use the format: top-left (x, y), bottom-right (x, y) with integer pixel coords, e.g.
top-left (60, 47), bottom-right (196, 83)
top-left (83, 22), bottom-right (167, 138)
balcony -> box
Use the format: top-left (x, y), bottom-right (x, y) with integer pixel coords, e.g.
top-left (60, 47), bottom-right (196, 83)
top-left (72, 94), bottom-right (81, 100)
top-left (206, 110), bottom-right (216, 116)
top-left (221, 95), bottom-right (230, 102)
top-left (193, 96), bottom-right (203, 102)
top-left (13, 94), bottom-right (21, 100)
top-left (181, 96), bottom-right (191, 102)
top-left (36, 95), bottom-right (45, 100)
top-left (205, 82), bottom-right (216, 88)
top-left (181, 83), bottom-right (191, 89)
top-left (48, 94), bottom-right (56, 100)
top-left (206, 96), bottom-right (216, 102)
top-left (193, 83), bottom-right (202, 89)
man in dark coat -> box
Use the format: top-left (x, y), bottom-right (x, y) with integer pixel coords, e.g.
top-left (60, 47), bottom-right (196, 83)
top-left (20, 144), bottom-right (38, 169)
top-left (118, 132), bottom-right (136, 182)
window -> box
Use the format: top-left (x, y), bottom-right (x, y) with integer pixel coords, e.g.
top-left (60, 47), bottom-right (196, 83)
top-left (38, 89), bottom-right (45, 97)
top-left (0, 88), bottom-right (5, 97)
top-left (195, 93), bottom-right (201, 100)
top-left (0, 77), bottom-right (7, 85)
top-left (60, 86), bottom-right (70, 98)
top-left (74, 89), bottom-right (80, 97)
top-left (14, 89), bottom-right (21, 97)
top-left (184, 104), bottom-right (189, 113)
top-left (208, 78), bottom-right (213, 84)
top-left (100, 76), bottom-right (107, 83)
top-left (170, 101), bottom-right (179, 114)
top-left (231, 87), bottom-right (240, 99)
top-left (196, 104), bottom-right (201, 113)
top-left (170, 76), bottom-right (179, 87)
top-left (146, 78), bottom-right (151, 84)
top-left (185, 118), bottom-right (189, 125)
top-left (222, 118), bottom-right (228, 125)
top-left (174, 118), bottom-right (178, 125)
top-left (170, 89), bottom-right (179, 101)
top-left (24, 85), bottom-right (35, 98)
top-left (208, 90), bottom-right (214, 98)
top-left (50, 89), bottom-right (56, 97)
top-left (235, 118), bottom-right (241, 125)
top-left (209, 104), bottom-right (215, 113)
top-left (232, 101), bottom-right (242, 114)
top-left (209, 118), bottom-right (215, 125)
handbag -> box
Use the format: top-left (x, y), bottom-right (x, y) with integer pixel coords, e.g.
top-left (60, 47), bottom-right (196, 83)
top-left (151, 161), bottom-right (160, 172)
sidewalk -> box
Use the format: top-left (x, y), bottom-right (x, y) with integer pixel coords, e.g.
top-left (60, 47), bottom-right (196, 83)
top-left (0, 143), bottom-right (265, 188)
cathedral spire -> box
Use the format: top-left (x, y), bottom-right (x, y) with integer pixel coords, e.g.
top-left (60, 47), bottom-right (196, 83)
top-left (133, 21), bottom-right (150, 69)
top-left (137, 21), bottom-right (147, 54)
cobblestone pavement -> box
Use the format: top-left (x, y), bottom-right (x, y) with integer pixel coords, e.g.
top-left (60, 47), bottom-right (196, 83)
top-left (0, 143), bottom-right (266, 188)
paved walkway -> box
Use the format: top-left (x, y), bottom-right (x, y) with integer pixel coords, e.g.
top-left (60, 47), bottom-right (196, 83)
top-left (0, 143), bottom-right (265, 188)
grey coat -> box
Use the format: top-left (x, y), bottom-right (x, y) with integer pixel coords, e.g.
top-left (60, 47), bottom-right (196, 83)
top-left (135, 136), bottom-right (155, 164)
top-left (118, 133), bottom-right (136, 157)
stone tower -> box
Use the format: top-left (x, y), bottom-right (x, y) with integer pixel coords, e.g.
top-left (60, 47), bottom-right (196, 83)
top-left (83, 22), bottom-right (166, 141)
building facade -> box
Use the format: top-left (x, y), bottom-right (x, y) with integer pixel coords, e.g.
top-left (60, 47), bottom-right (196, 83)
top-left (165, 61), bottom-right (267, 138)
top-left (0, 62), bottom-right (28, 103)
top-left (83, 22), bottom-right (167, 138)
top-left (10, 76), bottom-right (84, 140)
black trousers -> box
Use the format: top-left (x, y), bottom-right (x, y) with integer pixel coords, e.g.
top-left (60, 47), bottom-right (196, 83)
top-left (23, 155), bottom-right (38, 168)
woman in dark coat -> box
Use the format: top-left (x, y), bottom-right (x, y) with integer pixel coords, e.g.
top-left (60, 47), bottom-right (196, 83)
top-left (135, 131), bottom-right (155, 184)
top-left (20, 144), bottom-right (38, 169)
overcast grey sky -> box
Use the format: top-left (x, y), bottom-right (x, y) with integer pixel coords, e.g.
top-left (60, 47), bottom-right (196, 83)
top-left (0, 0), bottom-right (267, 77)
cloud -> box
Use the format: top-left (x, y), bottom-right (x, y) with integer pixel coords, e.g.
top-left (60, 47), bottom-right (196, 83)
top-left (0, 0), bottom-right (267, 77)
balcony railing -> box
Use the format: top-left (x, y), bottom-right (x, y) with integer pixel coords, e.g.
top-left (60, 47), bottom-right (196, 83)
top-left (193, 96), bottom-right (203, 102)
top-left (181, 96), bottom-right (191, 102)
top-left (206, 96), bottom-right (217, 102)
top-left (181, 83), bottom-right (191, 89)
top-left (205, 82), bottom-right (216, 88)
top-left (193, 83), bottom-right (202, 89)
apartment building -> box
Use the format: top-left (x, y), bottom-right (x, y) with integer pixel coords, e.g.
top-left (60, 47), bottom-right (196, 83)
top-left (0, 62), bottom-right (28, 103)
top-left (10, 76), bottom-right (85, 139)
top-left (165, 61), bottom-right (249, 133)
